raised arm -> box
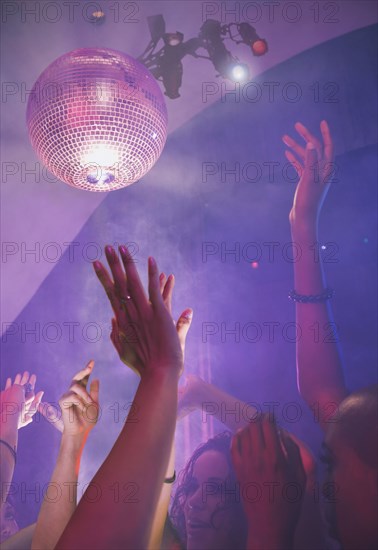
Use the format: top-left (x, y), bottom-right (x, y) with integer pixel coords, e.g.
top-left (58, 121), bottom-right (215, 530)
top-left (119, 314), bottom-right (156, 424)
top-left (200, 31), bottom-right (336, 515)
top-left (0, 373), bottom-right (43, 506)
top-left (283, 121), bottom-right (348, 428)
top-left (92, 250), bottom-right (192, 550)
top-left (56, 247), bottom-right (191, 549)
top-left (31, 361), bottom-right (99, 550)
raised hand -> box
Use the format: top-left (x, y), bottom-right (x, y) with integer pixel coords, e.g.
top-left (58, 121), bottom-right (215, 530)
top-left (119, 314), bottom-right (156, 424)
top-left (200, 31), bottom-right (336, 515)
top-left (38, 401), bottom-right (65, 433)
top-left (58, 360), bottom-right (99, 438)
top-left (231, 414), bottom-right (306, 549)
top-left (93, 245), bottom-right (192, 375)
top-left (2, 372), bottom-right (44, 429)
top-left (283, 120), bottom-right (335, 226)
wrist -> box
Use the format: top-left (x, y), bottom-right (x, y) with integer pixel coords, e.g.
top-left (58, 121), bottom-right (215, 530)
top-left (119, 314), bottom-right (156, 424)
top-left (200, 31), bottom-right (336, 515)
top-left (60, 432), bottom-right (88, 454)
top-left (290, 216), bottom-right (318, 238)
top-left (0, 421), bottom-right (19, 445)
top-left (141, 365), bottom-right (181, 383)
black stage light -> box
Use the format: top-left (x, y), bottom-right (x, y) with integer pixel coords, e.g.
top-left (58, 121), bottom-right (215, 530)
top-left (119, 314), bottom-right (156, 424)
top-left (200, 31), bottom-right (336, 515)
top-left (237, 22), bottom-right (268, 56)
top-left (147, 14), bottom-right (166, 42)
top-left (199, 19), bottom-right (249, 82)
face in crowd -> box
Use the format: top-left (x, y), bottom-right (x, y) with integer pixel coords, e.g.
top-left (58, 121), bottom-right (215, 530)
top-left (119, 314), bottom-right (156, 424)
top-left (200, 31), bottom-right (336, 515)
top-left (171, 432), bottom-right (247, 550)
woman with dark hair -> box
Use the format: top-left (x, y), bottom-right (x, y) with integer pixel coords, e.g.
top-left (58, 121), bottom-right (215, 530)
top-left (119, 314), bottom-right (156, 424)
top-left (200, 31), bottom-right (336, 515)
top-left (170, 432), bottom-right (248, 550)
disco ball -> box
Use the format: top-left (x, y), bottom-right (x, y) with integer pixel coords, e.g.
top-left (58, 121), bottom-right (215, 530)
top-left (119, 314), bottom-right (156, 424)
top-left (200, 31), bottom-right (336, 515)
top-left (26, 48), bottom-right (168, 191)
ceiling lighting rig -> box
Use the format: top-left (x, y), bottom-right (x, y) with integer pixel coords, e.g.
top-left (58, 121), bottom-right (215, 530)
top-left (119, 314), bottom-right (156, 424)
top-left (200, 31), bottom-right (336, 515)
top-left (138, 15), bottom-right (268, 99)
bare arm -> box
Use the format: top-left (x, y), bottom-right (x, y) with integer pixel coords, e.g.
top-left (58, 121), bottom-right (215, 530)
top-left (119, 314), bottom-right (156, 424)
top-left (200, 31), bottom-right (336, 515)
top-left (148, 443), bottom-right (176, 550)
top-left (32, 362), bottom-right (99, 550)
top-left (89, 247), bottom-right (192, 550)
top-left (178, 375), bottom-right (316, 485)
top-left (0, 373), bottom-right (42, 505)
top-left (56, 250), bottom-right (188, 549)
top-left (284, 121), bottom-right (348, 428)
top-left (57, 369), bottom-right (178, 549)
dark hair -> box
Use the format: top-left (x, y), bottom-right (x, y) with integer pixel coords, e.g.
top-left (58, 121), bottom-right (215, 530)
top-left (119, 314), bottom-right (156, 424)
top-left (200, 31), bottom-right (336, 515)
top-left (170, 431), bottom-right (247, 549)
top-left (337, 384), bottom-right (378, 469)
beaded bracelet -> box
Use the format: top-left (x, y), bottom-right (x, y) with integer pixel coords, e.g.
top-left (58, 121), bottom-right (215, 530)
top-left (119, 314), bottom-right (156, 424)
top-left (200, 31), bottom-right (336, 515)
top-left (288, 287), bottom-right (334, 303)
top-left (0, 439), bottom-right (17, 464)
top-left (164, 471), bottom-right (176, 484)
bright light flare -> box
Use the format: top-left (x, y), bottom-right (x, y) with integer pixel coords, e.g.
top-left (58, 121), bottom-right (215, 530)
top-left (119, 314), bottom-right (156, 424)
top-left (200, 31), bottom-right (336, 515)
top-left (230, 63), bottom-right (249, 82)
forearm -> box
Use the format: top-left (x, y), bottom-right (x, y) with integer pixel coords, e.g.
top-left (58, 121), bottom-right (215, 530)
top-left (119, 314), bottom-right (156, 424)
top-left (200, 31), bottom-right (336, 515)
top-left (148, 442), bottom-right (175, 550)
top-left (200, 382), bottom-right (257, 432)
top-left (0, 420), bottom-right (19, 504)
top-left (56, 369), bottom-right (179, 550)
top-left (201, 383), bottom-right (315, 486)
top-left (32, 435), bottom-right (86, 550)
top-left (290, 220), bottom-right (347, 423)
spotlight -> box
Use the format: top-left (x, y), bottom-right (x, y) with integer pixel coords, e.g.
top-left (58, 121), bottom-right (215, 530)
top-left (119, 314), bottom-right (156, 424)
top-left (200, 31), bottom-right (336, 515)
top-left (237, 23), bottom-right (268, 56)
top-left (230, 62), bottom-right (249, 82)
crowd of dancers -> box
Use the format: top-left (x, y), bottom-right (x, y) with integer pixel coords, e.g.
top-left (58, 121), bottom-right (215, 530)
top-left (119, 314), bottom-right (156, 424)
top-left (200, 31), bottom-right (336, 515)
top-left (1, 121), bottom-right (377, 550)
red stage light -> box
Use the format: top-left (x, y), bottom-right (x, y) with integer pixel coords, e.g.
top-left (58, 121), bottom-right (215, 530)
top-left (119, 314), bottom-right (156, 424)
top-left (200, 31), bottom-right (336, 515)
top-left (251, 39), bottom-right (268, 56)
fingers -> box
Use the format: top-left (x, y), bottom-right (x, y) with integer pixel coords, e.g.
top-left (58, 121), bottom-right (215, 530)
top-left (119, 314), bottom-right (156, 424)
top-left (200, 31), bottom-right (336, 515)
top-left (24, 390), bottom-right (44, 417)
top-left (159, 273), bottom-right (167, 293)
top-left (60, 391), bottom-right (87, 413)
top-left (248, 414), bottom-right (265, 451)
top-left (320, 119), bottom-right (334, 162)
top-left (71, 360), bottom-right (95, 388)
top-left (20, 371), bottom-right (29, 385)
top-left (148, 256), bottom-right (164, 307)
top-left (281, 432), bottom-right (307, 486)
top-left (119, 245), bottom-right (148, 310)
top-left (294, 121), bottom-right (323, 159)
top-left (104, 246), bottom-right (128, 300)
top-left (261, 415), bottom-right (285, 462)
top-left (14, 373), bottom-right (22, 385)
top-left (162, 274), bottom-right (175, 313)
top-left (304, 142), bottom-right (319, 180)
top-left (176, 308), bottom-right (193, 349)
top-left (67, 383), bottom-right (94, 405)
top-left (5, 378), bottom-right (11, 390)
top-left (241, 421), bottom-right (254, 457)
top-left (89, 379), bottom-right (100, 404)
top-left (29, 374), bottom-right (37, 392)
top-left (282, 134), bottom-right (306, 161)
top-left (284, 150), bottom-right (303, 177)
top-left (93, 260), bottom-right (124, 320)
